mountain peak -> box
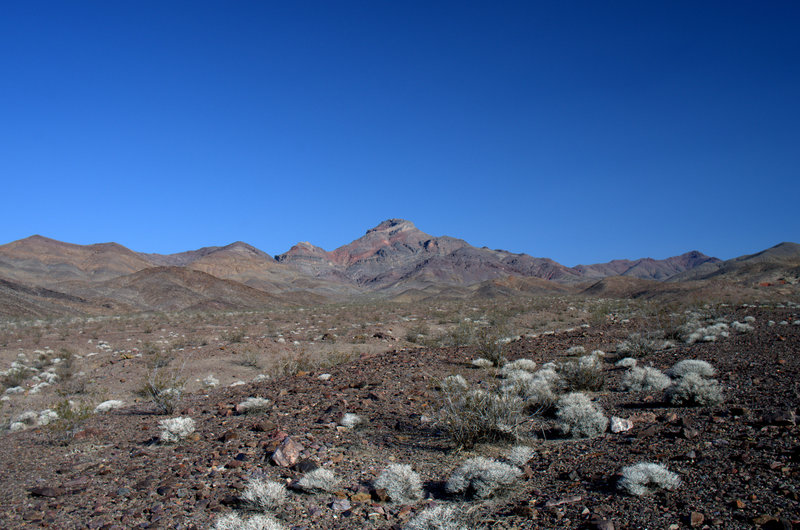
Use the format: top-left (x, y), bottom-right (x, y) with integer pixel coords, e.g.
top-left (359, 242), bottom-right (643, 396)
top-left (366, 219), bottom-right (417, 235)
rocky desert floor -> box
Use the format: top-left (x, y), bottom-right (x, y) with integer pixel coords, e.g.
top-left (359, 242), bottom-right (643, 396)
top-left (0, 297), bottom-right (799, 529)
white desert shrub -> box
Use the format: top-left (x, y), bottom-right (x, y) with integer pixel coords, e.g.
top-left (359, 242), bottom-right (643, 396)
top-left (297, 468), bottom-right (340, 493)
top-left (4, 386), bottom-right (24, 394)
top-left (158, 416), bottom-right (196, 443)
top-left (731, 321), bottom-right (754, 333)
top-left (565, 345), bottom-right (586, 356)
top-left (242, 478), bottom-right (287, 510)
top-left (374, 464), bottom-right (424, 503)
top-left (403, 505), bottom-right (467, 530)
top-left (94, 400), bottom-right (124, 413)
top-left (37, 409), bottom-right (59, 426)
top-left (555, 392), bottom-right (608, 438)
top-left (744, 316), bottom-right (756, 323)
top-left (441, 375), bottom-right (468, 393)
top-left (213, 512), bottom-right (287, 530)
top-left (498, 368), bottom-right (533, 384)
top-left (505, 445), bottom-right (535, 467)
top-left (439, 383), bottom-right (522, 448)
top-left (503, 374), bottom-right (560, 414)
top-left (666, 373), bottom-right (723, 406)
top-left (238, 397), bottom-right (272, 414)
top-left (615, 357), bottom-right (637, 368)
top-left (15, 411), bottom-right (38, 425)
top-left (445, 457), bottom-right (521, 498)
top-left (668, 359), bottom-right (716, 378)
top-left (503, 359), bottom-right (537, 372)
top-left (618, 462), bottom-right (680, 496)
top-left (9, 421), bottom-right (26, 432)
top-left (203, 374), bottom-right (220, 388)
top-left (471, 358), bottom-right (493, 369)
top-left (622, 366), bottom-right (672, 392)
top-left (339, 412), bottom-right (362, 428)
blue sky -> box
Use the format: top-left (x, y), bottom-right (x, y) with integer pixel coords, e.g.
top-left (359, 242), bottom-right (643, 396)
top-left (1, 1), bottom-right (798, 266)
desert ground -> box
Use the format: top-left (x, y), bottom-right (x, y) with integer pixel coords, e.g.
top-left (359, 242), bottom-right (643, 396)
top-left (1, 295), bottom-right (799, 529)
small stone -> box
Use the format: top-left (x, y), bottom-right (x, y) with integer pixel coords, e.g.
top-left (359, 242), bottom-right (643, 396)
top-left (762, 411), bottom-right (796, 426)
top-left (682, 427), bottom-right (700, 439)
top-left (272, 437), bottom-right (304, 467)
top-left (732, 499), bottom-right (745, 509)
top-left (28, 487), bottom-right (63, 498)
top-left (638, 425), bottom-right (659, 438)
top-left (374, 488), bottom-right (390, 502)
top-left (689, 511), bottom-right (704, 527)
top-left (752, 514), bottom-right (778, 525)
top-left (610, 417), bottom-right (633, 433)
top-left (294, 459), bottom-right (319, 473)
top-left (350, 492), bottom-right (371, 503)
top-left (329, 498), bottom-right (351, 512)
top-left (589, 518), bottom-right (615, 530)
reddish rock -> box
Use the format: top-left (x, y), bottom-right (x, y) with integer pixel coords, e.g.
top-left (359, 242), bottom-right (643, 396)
top-left (271, 437), bottom-right (303, 467)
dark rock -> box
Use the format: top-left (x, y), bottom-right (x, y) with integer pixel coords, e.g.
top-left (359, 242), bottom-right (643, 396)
top-left (28, 487), bottom-right (63, 498)
top-left (293, 459), bottom-right (319, 473)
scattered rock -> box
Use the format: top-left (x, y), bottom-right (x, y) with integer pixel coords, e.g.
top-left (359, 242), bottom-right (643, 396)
top-left (689, 511), bottom-right (704, 527)
top-left (610, 416), bottom-right (633, 433)
top-left (28, 486), bottom-right (63, 498)
top-left (271, 437), bottom-right (304, 467)
top-left (329, 498), bottom-right (351, 512)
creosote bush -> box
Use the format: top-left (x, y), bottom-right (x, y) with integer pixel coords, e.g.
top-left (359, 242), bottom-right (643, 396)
top-left (438, 380), bottom-right (522, 449)
top-left (622, 366), bottom-right (671, 392)
top-left (558, 354), bottom-right (605, 391)
top-left (242, 478), bottom-right (287, 510)
top-left (403, 505), bottom-right (467, 530)
top-left (618, 462), bottom-right (680, 496)
top-left (137, 364), bottom-right (185, 414)
top-left (158, 416), bottom-right (196, 444)
top-left (297, 468), bottom-right (340, 493)
top-left (374, 464), bottom-right (424, 504)
top-left (555, 392), bottom-right (608, 438)
top-left (445, 457), bottom-right (521, 498)
top-left (615, 332), bottom-right (667, 358)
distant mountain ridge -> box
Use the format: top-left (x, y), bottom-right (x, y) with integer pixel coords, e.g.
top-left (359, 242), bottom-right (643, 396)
top-left (0, 219), bottom-right (794, 317)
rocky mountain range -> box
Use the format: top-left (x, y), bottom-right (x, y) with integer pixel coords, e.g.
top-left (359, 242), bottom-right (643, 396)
top-left (0, 219), bottom-right (796, 317)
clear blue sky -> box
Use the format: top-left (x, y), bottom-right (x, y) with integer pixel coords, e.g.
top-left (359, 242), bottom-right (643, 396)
top-left (1, 1), bottom-right (798, 266)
